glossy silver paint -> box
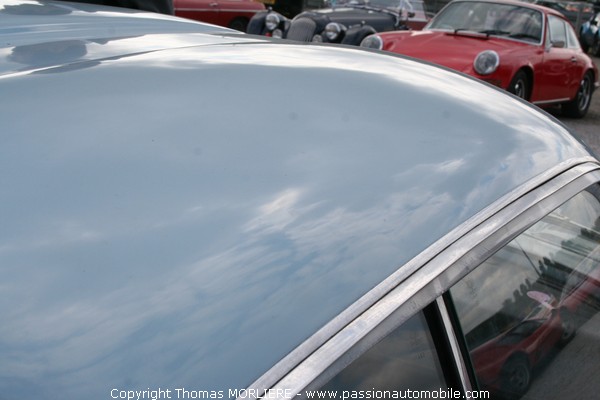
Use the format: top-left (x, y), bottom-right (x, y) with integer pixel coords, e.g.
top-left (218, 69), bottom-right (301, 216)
top-left (1, 1), bottom-right (597, 398)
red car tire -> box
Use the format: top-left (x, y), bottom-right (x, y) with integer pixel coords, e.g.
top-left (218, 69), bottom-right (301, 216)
top-left (508, 70), bottom-right (530, 101)
top-left (563, 72), bottom-right (594, 118)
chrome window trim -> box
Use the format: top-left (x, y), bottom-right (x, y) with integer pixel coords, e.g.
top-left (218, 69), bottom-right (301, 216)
top-left (244, 157), bottom-right (599, 399)
top-left (300, 297), bottom-right (445, 396)
top-left (435, 167), bottom-right (600, 300)
top-left (427, 167), bottom-right (600, 390)
top-left (435, 297), bottom-right (472, 392)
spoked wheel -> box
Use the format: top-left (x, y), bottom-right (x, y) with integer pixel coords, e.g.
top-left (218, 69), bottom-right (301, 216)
top-left (562, 72), bottom-right (593, 118)
top-left (228, 17), bottom-right (248, 32)
top-left (508, 70), bottom-right (529, 100)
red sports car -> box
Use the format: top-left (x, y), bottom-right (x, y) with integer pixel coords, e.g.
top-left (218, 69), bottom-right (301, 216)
top-left (469, 292), bottom-right (565, 398)
top-left (174, 0), bottom-right (265, 31)
top-left (360, 0), bottom-right (599, 118)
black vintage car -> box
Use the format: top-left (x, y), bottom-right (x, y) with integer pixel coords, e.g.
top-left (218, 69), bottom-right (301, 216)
top-left (247, 0), bottom-right (430, 46)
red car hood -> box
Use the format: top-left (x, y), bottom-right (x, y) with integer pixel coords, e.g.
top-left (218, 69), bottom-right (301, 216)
top-left (380, 30), bottom-right (531, 72)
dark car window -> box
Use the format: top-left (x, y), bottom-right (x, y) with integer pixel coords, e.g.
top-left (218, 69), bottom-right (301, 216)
top-left (449, 187), bottom-right (600, 399)
top-left (318, 310), bottom-right (447, 396)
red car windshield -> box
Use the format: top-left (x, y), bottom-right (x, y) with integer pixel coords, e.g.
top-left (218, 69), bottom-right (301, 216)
top-left (428, 1), bottom-right (544, 43)
top-left (327, 0), bottom-right (424, 12)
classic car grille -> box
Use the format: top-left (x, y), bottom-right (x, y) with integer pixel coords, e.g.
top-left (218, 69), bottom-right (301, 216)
top-left (287, 18), bottom-right (318, 42)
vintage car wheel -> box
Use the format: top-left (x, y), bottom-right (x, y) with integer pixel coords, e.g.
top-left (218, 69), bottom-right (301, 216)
top-left (500, 355), bottom-right (531, 398)
top-left (563, 72), bottom-right (593, 118)
top-left (342, 27), bottom-right (378, 46)
top-left (508, 70), bottom-right (529, 100)
top-left (228, 17), bottom-right (249, 32)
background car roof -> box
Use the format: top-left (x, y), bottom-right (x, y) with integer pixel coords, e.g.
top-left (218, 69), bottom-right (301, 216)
top-left (1, 0), bottom-right (595, 396)
top-left (0, 0), bottom-right (233, 47)
top-left (442, 0), bottom-right (570, 19)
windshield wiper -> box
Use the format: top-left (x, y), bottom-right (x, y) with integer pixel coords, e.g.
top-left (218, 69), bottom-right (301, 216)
top-left (452, 28), bottom-right (490, 35)
top-left (478, 29), bottom-right (510, 37)
top-left (508, 32), bottom-right (540, 41)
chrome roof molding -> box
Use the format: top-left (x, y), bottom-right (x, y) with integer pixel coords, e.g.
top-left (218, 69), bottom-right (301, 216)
top-left (243, 156), bottom-right (600, 398)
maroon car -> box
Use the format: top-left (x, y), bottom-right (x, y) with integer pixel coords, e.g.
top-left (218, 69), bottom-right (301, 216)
top-left (174, 0), bottom-right (265, 31)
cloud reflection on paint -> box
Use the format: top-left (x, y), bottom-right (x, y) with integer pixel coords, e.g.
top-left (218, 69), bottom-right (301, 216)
top-left (1, 25), bottom-right (593, 399)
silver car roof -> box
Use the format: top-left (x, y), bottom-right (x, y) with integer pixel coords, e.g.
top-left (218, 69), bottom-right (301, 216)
top-left (1, 0), bottom-right (595, 396)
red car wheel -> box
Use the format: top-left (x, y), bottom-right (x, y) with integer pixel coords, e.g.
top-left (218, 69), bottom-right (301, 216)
top-left (508, 71), bottom-right (530, 100)
top-left (563, 72), bottom-right (594, 118)
top-left (500, 355), bottom-right (531, 398)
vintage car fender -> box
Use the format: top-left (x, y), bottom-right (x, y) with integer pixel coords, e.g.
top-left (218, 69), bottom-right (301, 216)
top-left (341, 24), bottom-right (378, 45)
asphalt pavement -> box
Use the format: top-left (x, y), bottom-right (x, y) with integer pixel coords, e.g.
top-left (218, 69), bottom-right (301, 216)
top-left (558, 56), bottom-right (600, 156)
top-left (526, 311), bottom-right (600, 399)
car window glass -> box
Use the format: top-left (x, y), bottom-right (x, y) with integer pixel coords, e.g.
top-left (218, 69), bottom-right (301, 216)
top-left (548, 15), bottom-right (567, 45)
top-left (428, 2), bottom-right (542, 42)
top-left (319, 311), bottom-right (446, 395)
top-left (565, 21), bottom-right (580, 48)
top-left (449, 188), bottom-right (600, 399)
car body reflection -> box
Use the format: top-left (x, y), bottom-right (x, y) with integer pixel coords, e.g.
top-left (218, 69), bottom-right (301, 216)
top-left (469, 293), bottom-right (564, 398)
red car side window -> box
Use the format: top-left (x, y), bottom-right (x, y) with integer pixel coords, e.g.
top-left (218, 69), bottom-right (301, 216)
top-left (548, 14), bottom-right (568, 45)
top-left (565, 20), bottom-right (581, 49)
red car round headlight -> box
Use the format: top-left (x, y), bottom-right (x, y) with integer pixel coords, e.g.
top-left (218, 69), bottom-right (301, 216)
top-left (474, 50), bottom-right (500, 75)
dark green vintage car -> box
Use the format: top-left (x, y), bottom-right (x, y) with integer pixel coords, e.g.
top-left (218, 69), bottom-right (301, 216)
top-left (247, 0), bottom-right (430, 45)
top-left (256, 0), bottom-right (327, 18)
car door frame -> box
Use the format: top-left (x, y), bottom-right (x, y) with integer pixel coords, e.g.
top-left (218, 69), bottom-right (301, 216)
top-left (536, 14), bottom-right (583, 104)
top-left (243, 157), bottom-right (600, 399)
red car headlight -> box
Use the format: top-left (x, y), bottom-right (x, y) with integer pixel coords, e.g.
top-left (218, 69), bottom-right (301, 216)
top-left (474, 50), bottom-right (500, 75)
